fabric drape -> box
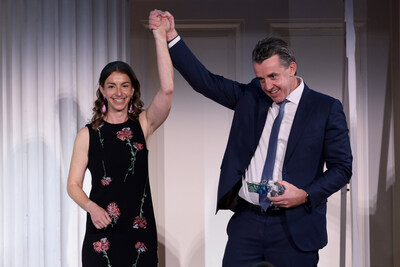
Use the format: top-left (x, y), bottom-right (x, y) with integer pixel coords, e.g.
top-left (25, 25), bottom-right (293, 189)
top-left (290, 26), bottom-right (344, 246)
top-left (0, 0), bottom-right (129, 266)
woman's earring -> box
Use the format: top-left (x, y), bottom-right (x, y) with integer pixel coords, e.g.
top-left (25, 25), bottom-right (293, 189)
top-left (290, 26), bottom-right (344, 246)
top-left (101, 98), bottom-right (107, 114)
top-left (128, 98), bottom-right (134, 114)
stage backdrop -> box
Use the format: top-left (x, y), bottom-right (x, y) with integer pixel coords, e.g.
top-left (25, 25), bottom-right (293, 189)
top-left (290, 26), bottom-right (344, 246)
top-left (0, 0), bottom-right (129, 266)
top-left (1, 0), bottom-right (399, 266)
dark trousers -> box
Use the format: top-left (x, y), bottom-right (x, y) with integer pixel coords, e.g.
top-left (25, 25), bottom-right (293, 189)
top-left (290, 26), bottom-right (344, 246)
top-left (222, 201), bottom-right (319, 267)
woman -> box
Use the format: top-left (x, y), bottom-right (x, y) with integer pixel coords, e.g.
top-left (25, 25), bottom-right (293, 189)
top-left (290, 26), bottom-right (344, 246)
top-left (67, 15), bottom-right (173, 267)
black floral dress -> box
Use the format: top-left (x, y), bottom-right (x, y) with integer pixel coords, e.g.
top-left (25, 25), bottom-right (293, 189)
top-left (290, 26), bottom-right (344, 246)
top-left (82, 119), bottom-right (158, 267)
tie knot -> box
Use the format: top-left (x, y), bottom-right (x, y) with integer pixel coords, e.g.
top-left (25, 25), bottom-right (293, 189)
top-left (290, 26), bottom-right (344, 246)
top-left (278, 99), bottom-right (288, 107)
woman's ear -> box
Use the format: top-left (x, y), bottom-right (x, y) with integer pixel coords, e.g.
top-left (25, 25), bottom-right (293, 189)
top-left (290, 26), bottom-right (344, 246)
top-left (100, 86), bottom-right (105, 97)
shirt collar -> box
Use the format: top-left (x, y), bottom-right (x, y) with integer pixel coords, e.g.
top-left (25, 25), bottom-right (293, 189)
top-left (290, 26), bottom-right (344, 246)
top-left (286, 76), bottom-right (304, 105)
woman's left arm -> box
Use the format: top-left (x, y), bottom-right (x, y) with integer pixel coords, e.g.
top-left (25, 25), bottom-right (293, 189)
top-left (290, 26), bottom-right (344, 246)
top-left (140, 16), bottom-right (174, 141)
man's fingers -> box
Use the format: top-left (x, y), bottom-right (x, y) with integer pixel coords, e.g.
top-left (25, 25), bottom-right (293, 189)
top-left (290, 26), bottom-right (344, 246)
top-left (150, 9), bottom-right (162, 16)
top-left (149, 9), bottom-right (162, 28)
top-left (160, 11), bottom-right (175, 26)
top-left (161, 11), bottom-right (173, 18)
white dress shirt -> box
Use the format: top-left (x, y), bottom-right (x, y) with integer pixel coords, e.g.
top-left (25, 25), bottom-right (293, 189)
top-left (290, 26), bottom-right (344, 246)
top-left (238, 78), bottom-right (304, 205)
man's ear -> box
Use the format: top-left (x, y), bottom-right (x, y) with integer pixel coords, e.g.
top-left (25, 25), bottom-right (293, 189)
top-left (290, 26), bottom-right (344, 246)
top-left (289, 61), bottom-right (297, 76)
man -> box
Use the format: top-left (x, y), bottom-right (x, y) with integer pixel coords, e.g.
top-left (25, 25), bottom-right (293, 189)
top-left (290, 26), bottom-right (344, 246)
top-left (149, 10), bottom-right (352, 267)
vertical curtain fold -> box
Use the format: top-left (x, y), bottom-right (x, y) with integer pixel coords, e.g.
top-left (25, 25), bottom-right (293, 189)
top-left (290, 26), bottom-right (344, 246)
top-left (0, 0), bottom-right (129, 266)
top-left (345, 0), bottom-right (367, 266)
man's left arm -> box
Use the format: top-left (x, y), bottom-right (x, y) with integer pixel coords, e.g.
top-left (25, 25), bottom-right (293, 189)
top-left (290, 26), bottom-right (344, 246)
top-left (270, 99), bottom-right (353, 208)
top-left (307, 99), bottom-right (353, 206)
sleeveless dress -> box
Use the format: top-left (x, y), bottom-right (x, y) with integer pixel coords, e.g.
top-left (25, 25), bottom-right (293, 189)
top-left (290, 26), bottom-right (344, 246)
top-left (82, 119), bottom-right (158, 267)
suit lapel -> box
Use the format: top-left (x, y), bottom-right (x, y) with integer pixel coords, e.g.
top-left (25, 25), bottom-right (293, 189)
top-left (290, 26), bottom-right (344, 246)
top-left (252, 84), bottom-right (314, 166)
top-left (284, 86), bottom-right (314, 165)
top-left (254, 87), bottom-right (272, 151)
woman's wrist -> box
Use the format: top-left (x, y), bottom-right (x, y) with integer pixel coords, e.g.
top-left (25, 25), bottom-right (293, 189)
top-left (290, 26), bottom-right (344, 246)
top-left (85, 200), bottom-right (94, 213)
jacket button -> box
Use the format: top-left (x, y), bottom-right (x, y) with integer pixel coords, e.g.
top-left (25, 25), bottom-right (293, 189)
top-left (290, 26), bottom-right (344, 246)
top-left (237, 170), bottom-right (243, 175)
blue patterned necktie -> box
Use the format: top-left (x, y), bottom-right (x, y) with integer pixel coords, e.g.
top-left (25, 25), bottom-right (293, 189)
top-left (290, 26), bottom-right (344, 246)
top-left (259, 99), bottom-right (288, 211)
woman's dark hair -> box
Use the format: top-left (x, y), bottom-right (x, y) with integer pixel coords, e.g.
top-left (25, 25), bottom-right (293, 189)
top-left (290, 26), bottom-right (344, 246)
top-left (252, 37), bottom-right (296, 68)
top-left (91, 61), bottom-right (144, 129)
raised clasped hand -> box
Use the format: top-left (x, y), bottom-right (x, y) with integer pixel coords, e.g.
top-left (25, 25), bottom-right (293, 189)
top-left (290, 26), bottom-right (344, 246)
top-left (149, 9), bottom-right (176, 41)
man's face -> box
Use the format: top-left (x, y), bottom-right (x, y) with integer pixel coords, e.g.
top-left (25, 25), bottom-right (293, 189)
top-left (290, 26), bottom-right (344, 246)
top-left (253, 54), bottom-right (297, 103)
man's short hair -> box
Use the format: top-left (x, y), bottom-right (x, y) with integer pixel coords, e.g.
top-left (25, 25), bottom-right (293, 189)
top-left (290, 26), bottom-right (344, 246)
top-left (252, 37), bottom-right (296, 68)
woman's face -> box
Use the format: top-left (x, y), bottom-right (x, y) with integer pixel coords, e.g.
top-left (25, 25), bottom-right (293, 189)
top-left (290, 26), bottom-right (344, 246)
top-left (100, 72), bottom-right (134, 113)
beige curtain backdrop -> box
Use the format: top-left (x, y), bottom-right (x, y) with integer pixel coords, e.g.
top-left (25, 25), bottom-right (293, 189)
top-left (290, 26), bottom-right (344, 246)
top-left (0, 0), bottom-right (129, 266)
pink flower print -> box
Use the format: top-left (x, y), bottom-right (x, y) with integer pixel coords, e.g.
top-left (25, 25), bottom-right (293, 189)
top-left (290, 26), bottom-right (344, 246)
top-left (117, 131), bottom-right (126, 141)
top-left (135, 242), bottom-right (147, 252)
top-left (101, 177), bottom-right (112, 186)
top-left (133, 216), bottom-right (147, 229)
top-left (133, 142), bottom-right (144, 150)
top-left (100, 161), bottom-right (112, 186)
top-left (93, 237), bottom-right (110, 252)
top-left (116, 127), bottom-right (143, 182)
top-left (117, 127), bottom-right (133, 141)
top-left (93, 238), bottom-right (112, 267)
top-left (107, 202), bottom-right (120, 227)
top-left (132, 242), bottom-right (147, 267)
top-left (135, 179), bottom-right (148, 224)
top-left (93, 241), bottom-right (103, 253)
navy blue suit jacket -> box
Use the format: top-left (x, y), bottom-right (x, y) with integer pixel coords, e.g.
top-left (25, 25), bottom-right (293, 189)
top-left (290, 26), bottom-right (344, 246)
top-left (169, 38), bottom-right (352, 251)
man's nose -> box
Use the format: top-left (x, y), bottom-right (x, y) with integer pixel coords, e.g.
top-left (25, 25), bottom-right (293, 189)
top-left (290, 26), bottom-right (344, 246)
top-left (265, 80), bottom-right (273, 91)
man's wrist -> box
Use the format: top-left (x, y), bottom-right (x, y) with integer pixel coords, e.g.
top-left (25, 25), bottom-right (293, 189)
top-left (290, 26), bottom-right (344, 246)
top-left (167, 35), bottom-right (181, 48)
top-left (166, 29), bottom-right (179, 42)
top-left (305, 192), bottom-right (310, 205)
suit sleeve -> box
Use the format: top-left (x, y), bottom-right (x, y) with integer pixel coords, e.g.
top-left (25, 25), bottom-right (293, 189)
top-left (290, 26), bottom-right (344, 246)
top-left (306, 99), bottom-right (353, 207)
top-left (169, 38), bottom-right (245, 110)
